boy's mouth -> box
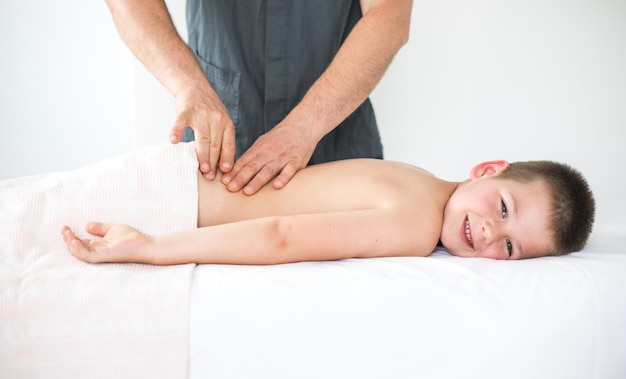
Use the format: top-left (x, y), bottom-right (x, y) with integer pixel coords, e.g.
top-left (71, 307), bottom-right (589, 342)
top-left (464, 216), bottom-right (474, 249)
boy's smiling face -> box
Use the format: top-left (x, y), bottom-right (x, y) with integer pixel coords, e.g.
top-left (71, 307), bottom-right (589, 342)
top-left (440, 160), bottom-right (555, 260)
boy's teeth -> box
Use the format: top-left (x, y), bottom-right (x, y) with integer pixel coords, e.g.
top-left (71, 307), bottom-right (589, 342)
top-left (465, 218), bottom-right (473, 247)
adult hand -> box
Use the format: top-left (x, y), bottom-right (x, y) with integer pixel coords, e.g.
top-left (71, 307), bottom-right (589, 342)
top-left (104, 0), bottom-right (236, 178)
top-left (169, 85), bottom-right (237, 180)
top-left (221, 123), bottom-right (317, 195)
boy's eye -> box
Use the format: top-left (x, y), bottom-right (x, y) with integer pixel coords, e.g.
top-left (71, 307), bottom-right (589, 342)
top-left (501, 200), bottom-right (508, 218)
top-left (506, 239), bottom-right (513, 257)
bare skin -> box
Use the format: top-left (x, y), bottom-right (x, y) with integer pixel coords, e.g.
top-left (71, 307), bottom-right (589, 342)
top-left (61, 159), bottom-right (556, 265)
top-left (104, 0), bottom-right (412, 194)
top-left (62, 159), bottom-right (455, 265)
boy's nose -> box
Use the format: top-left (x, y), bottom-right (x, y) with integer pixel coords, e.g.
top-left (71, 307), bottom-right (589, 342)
top-left (481, 219), bottom-right (501, 245)
top-left (479, 219), bottom-right (510, 260)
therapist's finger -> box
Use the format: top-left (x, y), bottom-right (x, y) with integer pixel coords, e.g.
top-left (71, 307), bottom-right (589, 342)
top-left (169, 112), bottom-right (188, 145)
top-left (193, 126), bottom-right (213, 178)
top-left (240, 160), bottom-right (300, 195)
top-left (242, 162), bottom-right (285, 195)
top-left (272, 162), bottom-right (299, 190)
top-left (194, 110), bottom-right (235, 180)
top-left (219, 121), bottom-right (236, 174)
top-left (171, 112), bottom-right (212, 177)
top-left (223, 152), bottom-right (284, 195)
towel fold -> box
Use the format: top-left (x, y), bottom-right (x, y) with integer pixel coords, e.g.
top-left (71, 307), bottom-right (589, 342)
top-left (0, 143), bottom-right (198, 378)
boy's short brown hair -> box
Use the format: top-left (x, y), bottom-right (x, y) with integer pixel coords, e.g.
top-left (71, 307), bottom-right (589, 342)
top-left (498, 161), bottom-right (595, 255)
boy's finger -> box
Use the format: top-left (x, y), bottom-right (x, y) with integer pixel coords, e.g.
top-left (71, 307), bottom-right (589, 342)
top-left (62, 228), bottom-right (84, 255)
top-left (85, 222), bottom-right (111, 237)
top-left (61, 226), bottom-right (95, 262)
top-left (61, 226), bottom-right (73, 246)
top-left (69, 238), bottom-right (86, 257)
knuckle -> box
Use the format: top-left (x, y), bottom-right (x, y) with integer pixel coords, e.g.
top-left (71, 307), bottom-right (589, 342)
top-left (197, 135), bottom-right (212, 144)
top-left (243, 160), bottom-right (262, 173)
top-left (207, 109), bottom-right (228, 126)
top-left (210, 139), bottom-right (222, 150)
top-left (260, 164), bottom-right (278, 178)
top-left (222, 136), bottom-right (236, 150)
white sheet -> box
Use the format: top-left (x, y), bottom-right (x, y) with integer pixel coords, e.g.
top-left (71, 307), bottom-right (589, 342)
top-left (2, 142), bottom-right (623, 378)
top-left (0, 143), bottom-right (198, 378)
top-left (189, 202), bottom-right (626, 379)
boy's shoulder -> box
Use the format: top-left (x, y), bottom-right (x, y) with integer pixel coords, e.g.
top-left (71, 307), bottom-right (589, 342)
top-left (310, 158), bottom-right (436, 179)
top-left (303, 158), bottom-right (450, 206)
top-left (320, 158), bottom-right (441, 187)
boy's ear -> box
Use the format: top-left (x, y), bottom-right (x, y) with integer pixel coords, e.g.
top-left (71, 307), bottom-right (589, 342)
top-left (469, 160), bottom-right (510, 180)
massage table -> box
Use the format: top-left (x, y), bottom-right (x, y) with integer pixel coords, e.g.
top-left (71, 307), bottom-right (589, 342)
top-left (1, 143), bottom-right (624, 378)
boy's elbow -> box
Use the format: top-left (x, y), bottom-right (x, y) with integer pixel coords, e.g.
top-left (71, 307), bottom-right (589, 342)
top-left (267, 217), bottom-right (292, 250)
top-left (261, 217), bottom-right (295, 264)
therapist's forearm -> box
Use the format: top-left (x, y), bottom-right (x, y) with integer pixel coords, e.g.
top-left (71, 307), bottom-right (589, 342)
top-left (281, 0), bottom-right (412, 142)
top-left (104, 0), bottom-right (209, 97)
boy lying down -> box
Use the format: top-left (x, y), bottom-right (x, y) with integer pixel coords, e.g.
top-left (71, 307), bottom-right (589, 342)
top-left (61, 157), bottom-right (595, 265)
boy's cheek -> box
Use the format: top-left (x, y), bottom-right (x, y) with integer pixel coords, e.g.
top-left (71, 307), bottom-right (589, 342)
top-left (476, 245), bottom-right (506, 260)
top-left (471, 194), bottom-right (495, 216)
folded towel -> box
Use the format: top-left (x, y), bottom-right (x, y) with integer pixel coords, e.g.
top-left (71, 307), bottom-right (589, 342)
top-left (0, 143), bottom-right (198, 378)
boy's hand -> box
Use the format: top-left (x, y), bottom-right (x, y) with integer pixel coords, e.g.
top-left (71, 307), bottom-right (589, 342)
top-left (61, 222), bottom-right (152, 264)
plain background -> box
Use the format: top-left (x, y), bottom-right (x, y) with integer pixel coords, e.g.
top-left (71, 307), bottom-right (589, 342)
top-left (1, 0), bottom-right (624, 227)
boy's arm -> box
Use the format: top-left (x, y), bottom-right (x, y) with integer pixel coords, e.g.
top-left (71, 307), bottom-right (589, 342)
top-left (62, 208), bottom-right (434, 265)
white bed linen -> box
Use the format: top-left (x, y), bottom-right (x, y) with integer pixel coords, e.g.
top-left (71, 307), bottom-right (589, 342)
top-left (0, 143), bottom-right (198, 378)
top-left (189, 202), bottom-right (626, 379)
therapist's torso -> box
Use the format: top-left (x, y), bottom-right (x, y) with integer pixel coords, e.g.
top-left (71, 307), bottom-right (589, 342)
top-left (185, 0), bottom-right (383, 164)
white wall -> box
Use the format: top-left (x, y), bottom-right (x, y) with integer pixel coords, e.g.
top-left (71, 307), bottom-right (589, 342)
top-left (0, 0), bottom-right (133, 179)
top-left (372, 0), bottom-right (626, 225)
top-left (375, 0), bottom-right (626, 189)
top-left (2, 0), bottom-right (625, 226)
top-left (132, 0), bottom-right (186, 148)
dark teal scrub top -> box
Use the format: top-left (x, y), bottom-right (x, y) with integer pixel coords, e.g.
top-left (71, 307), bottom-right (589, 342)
top-left (184, 0), bottom-right (383, 164)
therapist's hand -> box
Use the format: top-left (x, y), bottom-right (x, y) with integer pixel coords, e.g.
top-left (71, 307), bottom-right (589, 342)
top-left (221, 123), bottom-right (317, 195)
top-left (169, 85), bottom-right (237, 180)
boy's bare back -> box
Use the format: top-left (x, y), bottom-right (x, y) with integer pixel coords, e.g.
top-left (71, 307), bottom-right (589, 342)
top-left (198, 159), bottom-right (457, 256)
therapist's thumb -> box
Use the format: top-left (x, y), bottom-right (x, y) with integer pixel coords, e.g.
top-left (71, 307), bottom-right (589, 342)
top-left (170, 113), bottom-right (190, 144)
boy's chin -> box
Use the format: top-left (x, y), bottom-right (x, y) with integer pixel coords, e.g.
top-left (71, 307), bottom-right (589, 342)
top-left (446, 248), bottom-right (469, 258)
top-left (440, 240), bottom-right (458, 256)
top-left (440, 239), bottom-right (472, 258)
